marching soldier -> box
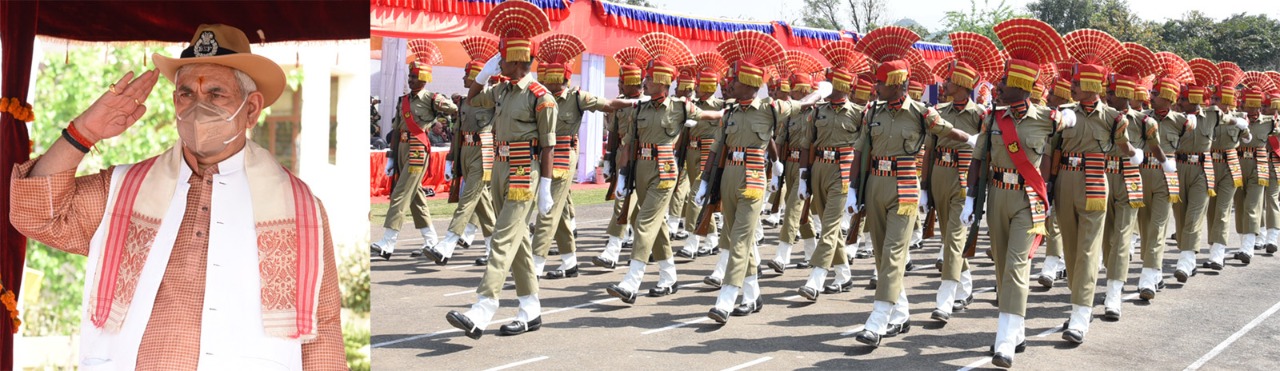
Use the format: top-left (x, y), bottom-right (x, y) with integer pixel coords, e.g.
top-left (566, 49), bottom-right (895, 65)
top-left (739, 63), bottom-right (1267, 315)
top-left (606, 32), bottom-right (723, 304)
top-left (595, 48), bottom-right (650, 269)
top-left (1099, 47), bottom-right (1166, 320)
top-left (415, 36), bottom-right (498, 265)
top-left (445, 1), bottom-right (557, 339)
top-left (767, 51), bottom-right (825, 274)
top-left (666, 69), bottom-right (697, 242)
top-left (1136, 73), bottom-right (1186, 301)
top-left (793, 40), bottom-right (865, 300)
top-left (1035, 76), bottom-right (1073, 287)
top-left (696, 30), bottom-right (810, 323)
top-left (926, 32), bottom-right (1001, 322)
top-left (962, 18), bottom-right (1067, 367)
top-left (1264, 84), bottom-right (1280, 253)
top-left (1233, 74), bottom-right (1279, 264)
top-left (372, 40), bottom-right (456, 260)
top-left (676, 53), bottom-right (728, 261)
top-left (849, 26), bottom-right (975, 348)
top-left (1164, 53), bottom-right (1216, 284)
top-left (1193, 60), bottom-right (1252, 273)
top-left (1054, 29), bottom-right (1138, 344)
top-left (528, 34), bottom-right (632, 279)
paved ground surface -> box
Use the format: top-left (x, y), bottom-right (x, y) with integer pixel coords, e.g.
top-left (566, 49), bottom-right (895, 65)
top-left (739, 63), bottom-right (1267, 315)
top-left (371, 201), bottom-right (1280, 370)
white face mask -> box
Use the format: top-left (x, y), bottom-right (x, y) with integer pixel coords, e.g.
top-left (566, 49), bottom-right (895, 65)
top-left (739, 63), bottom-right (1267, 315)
top-left (176, 97), bottom-right (248, 158)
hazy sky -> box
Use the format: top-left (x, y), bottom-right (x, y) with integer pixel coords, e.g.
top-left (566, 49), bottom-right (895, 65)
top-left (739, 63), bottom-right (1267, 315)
top-left (646, 0), bottom-right (1280, 32)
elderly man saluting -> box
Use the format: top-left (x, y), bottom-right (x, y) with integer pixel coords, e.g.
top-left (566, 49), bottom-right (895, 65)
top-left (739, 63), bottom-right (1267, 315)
top-left (9, 25), bottom-right (344, 370)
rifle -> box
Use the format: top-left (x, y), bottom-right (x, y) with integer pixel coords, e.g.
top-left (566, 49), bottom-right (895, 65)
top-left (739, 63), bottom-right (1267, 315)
top-left (920, 134), bottom-right (938, 239)
top-left (605, 109), bottom-right (621, 201)
top-left (616, 102), bottom-right (642, 225)
top-left (962, 112), bottom-right (996, 258)
top-left (695, 105), bottom-right (734, 236)
top-left (675, 99), bottom-right (691, 172)
top-left (845, 102), bottom-right (882, 246)
top-left (798, 107), bottom-right (819, 225)
top-left (447, 102), bottom-right (469, 203)
top-left (769, 123), bottom-right (793, 214)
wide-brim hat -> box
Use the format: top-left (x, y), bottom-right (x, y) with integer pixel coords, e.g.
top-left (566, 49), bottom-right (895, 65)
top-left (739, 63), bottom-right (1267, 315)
top-left (154, 24), bottom-right (286, 106)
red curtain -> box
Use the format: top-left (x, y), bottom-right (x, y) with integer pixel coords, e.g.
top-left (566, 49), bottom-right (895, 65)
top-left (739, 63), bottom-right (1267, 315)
top-left (0, 1), bottom-right (36, 368)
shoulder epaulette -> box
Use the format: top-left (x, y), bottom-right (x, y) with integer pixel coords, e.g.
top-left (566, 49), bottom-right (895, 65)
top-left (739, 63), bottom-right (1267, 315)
top-left (528, 81), bottom-right (548, 98)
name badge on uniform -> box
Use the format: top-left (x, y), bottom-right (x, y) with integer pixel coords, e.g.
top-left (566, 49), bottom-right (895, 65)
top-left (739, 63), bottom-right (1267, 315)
top-left (499, 145), bottom-right (511, 157)
top-left (1003, 172), bottom-right (1020, 185)
top-left (878, 160), bottom-right (893, 171)
top-left (869, 122), bottom-right (881, 127)
top-left (991, 129), bottom-right (1002, 135)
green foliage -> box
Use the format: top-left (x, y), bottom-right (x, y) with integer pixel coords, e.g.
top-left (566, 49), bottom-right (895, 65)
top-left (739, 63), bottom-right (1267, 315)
top-left (1028, 1), bottom-right (1280, 71)
top-left (800, 0), bottom-right (843, 30)
top-left (20, 241), bottom-right (85, 337)
top-left (1027, 0), bottom-right (1099, 34)
top-left (940, 0), bottom-right (1028, 48)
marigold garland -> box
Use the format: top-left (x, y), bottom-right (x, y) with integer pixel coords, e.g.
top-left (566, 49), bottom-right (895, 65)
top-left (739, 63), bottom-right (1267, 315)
top-left (0, 97), bottom-right (35, 122)
top-left (0, 280), bottom-right (18, 333)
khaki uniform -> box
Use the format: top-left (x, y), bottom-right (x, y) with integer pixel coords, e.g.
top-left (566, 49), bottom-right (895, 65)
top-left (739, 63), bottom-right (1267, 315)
top-left (864, 98), bottom-right (955, 303)
top-left (618, 97), bottom-right (703, 262)
top-left (713, 98), bottom-right (799, 287)
top-left (1207, 107), bottom-right (1245, 246)
top-left (444, 99), bottom-right (498, 238)
top-left (606, 95), bottom-right (643, 240)
top-left (1101, 109), bottom-right (1155, 281)
top-left (931, 99), bottom-right (984, 282)
top-left (1173, 108), bottom-right (1212, 254)
top-left (531, 89), bottom-right (606, 258)
top-left (1264, 115), bottom-right (1280, 234)
top-left (683, 98), bottom-right (725, 235)
top-left (1234, 114), bottom-right (1276, 235)
top-left (808, 100), bottom-right (863, 269)
top-left (980, 104), bottom-right (1058, 316)
top-left (469, 75), bottom-right (557, 299)
top-left (386, 90), bottom-right (456, 230)
top-left (1055, 102), bottom-right (1128, 308)
top-left (779, 104), bottom-right (817, 245)
top-left (1139, 110), bottom-right (1186, 269)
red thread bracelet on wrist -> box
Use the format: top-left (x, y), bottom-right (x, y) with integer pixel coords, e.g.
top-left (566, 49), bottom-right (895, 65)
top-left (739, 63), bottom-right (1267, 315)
top-left (66, 121), bottom-right (95, 149)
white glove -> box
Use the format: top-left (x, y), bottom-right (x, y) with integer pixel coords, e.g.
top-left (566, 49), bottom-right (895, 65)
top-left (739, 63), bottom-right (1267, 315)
top-left (964, 132), bottom-right (979, 149)
top-left (1046, 206), bottom-right (1053, 218)
top-left (768, 176), bottom-right (781, 193)
top-left (1186, 114), bottom-right (1198, 131)
top-left (615, 174), bottom-right (629, 199)
top-left (385, 159), bottom-right (395, 176)
top-left (798, 179), bottom-right (810, 199)
top-left (844, 188), bottom-right (860, 215)
top-left (960, 196), bottom-right (975, 226)
top-left (602, 161), bottom-right (613, 178)
top-left (684, 119), bottom-right (698, 128)
top-left (694, 180), bottom-right (709, 206)
top-left (474, 55), bottom-right (501, 84)
top-left (773, 161), bottom-right (785, 176)
top-left (538, 177), bottom-right (554, 215)
top-left (1061, 108), bottom-right (1077, 128)
top-left (1129, 148), bottom-right (1144, 167)
top-left (1163, 158), bottom-right (1178, 173)
top-left (918, 192), bottom-right (930, 215)
top-left (444, 160), bottom-right (454, 181)
top-left (1235, 116), bottom-right (1249, 130)
top-left (638, 95), bottom-right (651, 104)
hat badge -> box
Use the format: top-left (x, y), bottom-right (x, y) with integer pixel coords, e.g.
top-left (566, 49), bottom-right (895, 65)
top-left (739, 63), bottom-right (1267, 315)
top-left (194, 31), bottom-right (219, 57)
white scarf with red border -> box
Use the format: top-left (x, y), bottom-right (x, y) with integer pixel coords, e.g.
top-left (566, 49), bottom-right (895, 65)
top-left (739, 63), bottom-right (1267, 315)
top-left (86, 140), bottom-right (323, 341)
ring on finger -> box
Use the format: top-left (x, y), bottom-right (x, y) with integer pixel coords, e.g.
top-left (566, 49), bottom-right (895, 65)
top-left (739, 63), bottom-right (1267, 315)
top-left (134, 98), bottom-right (142, 106)
top-left (109, 84), bottom-right (120, 95)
